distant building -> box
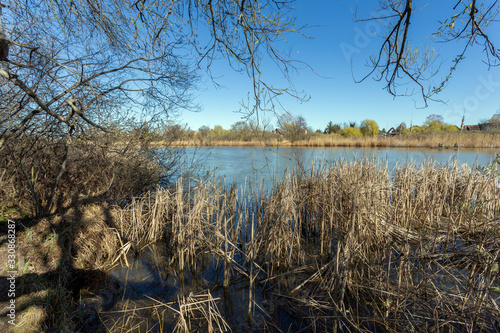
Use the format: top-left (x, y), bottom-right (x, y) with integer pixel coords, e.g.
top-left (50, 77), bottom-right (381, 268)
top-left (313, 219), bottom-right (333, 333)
top-left (386, 127), bottom-right (398, 136)
top-left (298, 128), bottom-right (308, 135)
top-left (462, 125), bottom-right (480, 131)
top-left (274, 128), bottom-right (284, 135)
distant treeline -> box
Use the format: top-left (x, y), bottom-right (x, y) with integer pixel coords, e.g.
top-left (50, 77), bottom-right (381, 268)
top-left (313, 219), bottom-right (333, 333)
top-left (93, 112), bottom-right (500, 147)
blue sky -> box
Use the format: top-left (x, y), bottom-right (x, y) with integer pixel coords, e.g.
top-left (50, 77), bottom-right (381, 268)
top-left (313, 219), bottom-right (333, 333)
top-left (179, 1), bottom-right (500, 132)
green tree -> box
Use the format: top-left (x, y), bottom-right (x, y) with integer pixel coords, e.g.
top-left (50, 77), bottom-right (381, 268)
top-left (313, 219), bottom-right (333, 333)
top-left (339, 126), bottom-right (362, 137)
top-left (211, 125), bottom-right (226, 136)
top-left (424, 114), bottom-right (444, 131)
top-left (360, 119), bottom-right (380, 137)
top-left (325, 121), bottom-right (341, 134)
top-left (443, 124), bottom-right (459, 132)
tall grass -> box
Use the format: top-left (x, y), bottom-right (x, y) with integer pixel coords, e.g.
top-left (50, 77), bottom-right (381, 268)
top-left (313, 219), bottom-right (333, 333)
top-left (106, 159), bottom-right (499, 331)
top-left (164, 131), bottom-right (500, 148)
top-left (296, 131), bottom-right (500, 148)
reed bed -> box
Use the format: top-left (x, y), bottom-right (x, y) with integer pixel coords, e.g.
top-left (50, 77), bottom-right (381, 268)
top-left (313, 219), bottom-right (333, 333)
top-left (161, 132), bottom-right (500, 148)
top-left (293, 132), bottom-right (500, 148)
top-left (106, 159), bottom-right (499, 332)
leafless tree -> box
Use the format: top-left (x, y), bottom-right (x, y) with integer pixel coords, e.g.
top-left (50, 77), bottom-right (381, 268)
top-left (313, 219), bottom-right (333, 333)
top-left (0, 0), bottom-right (306, 147)
top-left (354, 1), bottom-right (499, 106)
top-left (278, 113), bottom-right (308, 141)
top-left (0, 0), bottom-right (307, 215)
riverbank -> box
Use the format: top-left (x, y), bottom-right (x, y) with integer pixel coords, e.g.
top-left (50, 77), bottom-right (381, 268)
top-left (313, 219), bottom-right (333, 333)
top-left (2, 159), bottom-right (499, 331)
top-left (149, 131), bottom-right (500, 149)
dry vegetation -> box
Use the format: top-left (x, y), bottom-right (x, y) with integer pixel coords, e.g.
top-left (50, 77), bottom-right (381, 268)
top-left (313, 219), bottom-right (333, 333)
top-left (0, 136), bottom-right (171, 332)
top-left (165, 131), bottom-right (500, 149)
top-left (1, 133), bottom-right (499, 331)
top-left (0, 137), bottom-right (166, 218)
top-left (99, 159), bottom-right (500, 332)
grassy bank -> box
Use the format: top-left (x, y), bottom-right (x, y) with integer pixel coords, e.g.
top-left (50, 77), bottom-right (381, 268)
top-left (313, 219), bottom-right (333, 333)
top-left (0, 137), bottom-right (169, 332)
top-left (156, 131), bottom-right (500, 148)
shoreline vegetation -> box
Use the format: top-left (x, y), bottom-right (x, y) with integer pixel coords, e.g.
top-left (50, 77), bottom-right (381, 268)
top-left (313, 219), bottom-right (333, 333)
top-left (147, 131), bottom-right (500, 149)
top-left (121, 113), bottom-right (500, 150)
top-left (1, 138), bottom-right (499, 331)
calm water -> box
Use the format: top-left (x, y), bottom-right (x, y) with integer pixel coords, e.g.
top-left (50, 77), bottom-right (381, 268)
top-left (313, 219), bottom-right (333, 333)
top-left (181, 146), bottom-right (499, 186)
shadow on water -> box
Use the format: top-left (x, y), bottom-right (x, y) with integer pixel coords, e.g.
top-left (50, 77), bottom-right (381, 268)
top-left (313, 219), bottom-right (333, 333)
top-left (92, 235), bottom-right (500, 332)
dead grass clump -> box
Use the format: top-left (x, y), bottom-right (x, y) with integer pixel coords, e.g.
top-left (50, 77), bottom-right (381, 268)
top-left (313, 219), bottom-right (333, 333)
top-left (174, 290), bottom-right (230, 332)
top-left (252, 174), bottom-right (306, 270)
top-left (73, 204), bottom-right (122, 270)
top-left (264, 160), bottom-right (500, 331)
top-left (117, 187), bottom-right (174, 245)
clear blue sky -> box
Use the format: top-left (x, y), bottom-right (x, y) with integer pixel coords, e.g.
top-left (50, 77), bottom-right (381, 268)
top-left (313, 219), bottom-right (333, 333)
top-left (179, 1), bottom-right (500, 132)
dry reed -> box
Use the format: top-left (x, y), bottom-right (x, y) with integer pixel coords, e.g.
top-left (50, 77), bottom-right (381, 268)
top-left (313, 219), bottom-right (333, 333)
top-left (161, 131), bottom-right (500, 149)
top-left (106, 158), bottom-right (499, 331)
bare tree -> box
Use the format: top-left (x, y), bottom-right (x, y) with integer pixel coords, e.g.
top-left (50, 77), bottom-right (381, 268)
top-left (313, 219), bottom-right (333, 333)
top-left (0, 0), bottom-right (307, 216)
top-left (278, 113), bottom-right (308, 141)
top-left (0, 0), bottom-right (306, 147)
top-left (354, 1), bottom-right (499, 106)
top-left (426, 114), bottom-right (444, 124)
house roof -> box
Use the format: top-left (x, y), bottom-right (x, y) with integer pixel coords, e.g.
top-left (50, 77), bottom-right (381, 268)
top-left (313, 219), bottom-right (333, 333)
top-left (463, 125), bottom-right (480, 131)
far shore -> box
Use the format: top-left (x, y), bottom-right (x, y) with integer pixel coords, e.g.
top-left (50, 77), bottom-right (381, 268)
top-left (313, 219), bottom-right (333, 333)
top-left (145, 132), bottom-right (500, 149)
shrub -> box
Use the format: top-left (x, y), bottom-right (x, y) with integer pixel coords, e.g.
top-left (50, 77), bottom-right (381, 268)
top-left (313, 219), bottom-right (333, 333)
top-left (339, 126), bottom-right (363, 137)
top-left (0, 136), bottom-right (169, 216)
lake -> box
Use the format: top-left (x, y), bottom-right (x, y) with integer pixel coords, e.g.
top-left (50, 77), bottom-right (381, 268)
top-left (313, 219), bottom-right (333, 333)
top-left (181, 146), bottom-right (499, 186)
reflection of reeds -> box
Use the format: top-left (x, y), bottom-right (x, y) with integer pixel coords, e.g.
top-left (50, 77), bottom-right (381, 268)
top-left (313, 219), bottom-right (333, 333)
top-left (111, 159), bottom-right (499, 331)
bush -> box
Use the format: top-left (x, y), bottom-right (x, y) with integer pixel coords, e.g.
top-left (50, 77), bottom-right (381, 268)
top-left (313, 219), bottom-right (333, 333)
top-left (0, 136), bottom-right (168, 216)
top-left (443, 124), bottom-right (459, 132)
top-left (339, 126), bottom-right (363, 137)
